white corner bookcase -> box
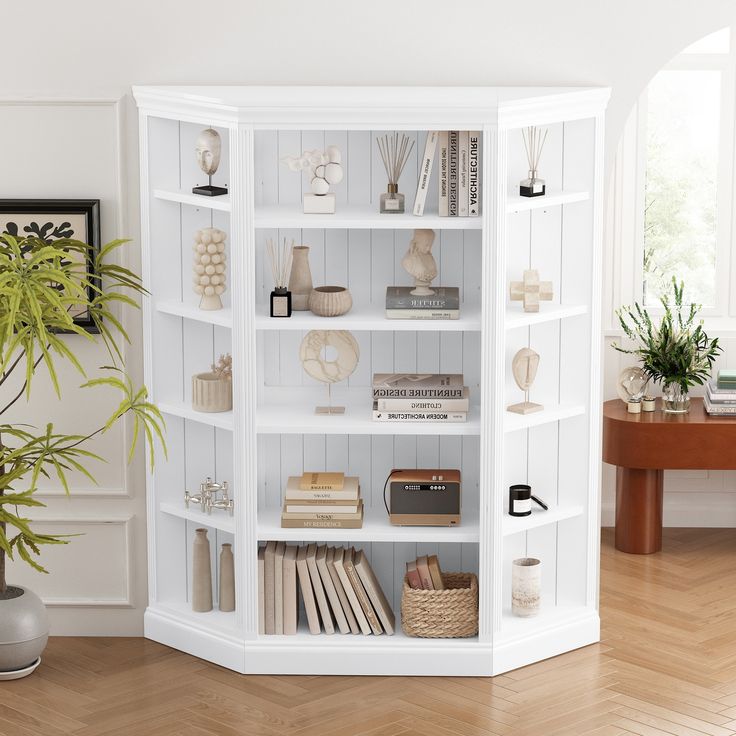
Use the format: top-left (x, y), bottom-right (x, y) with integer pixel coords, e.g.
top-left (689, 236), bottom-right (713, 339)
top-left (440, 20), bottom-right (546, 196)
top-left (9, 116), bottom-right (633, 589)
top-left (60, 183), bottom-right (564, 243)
top-left (134, 85), bottom-right (609, 676)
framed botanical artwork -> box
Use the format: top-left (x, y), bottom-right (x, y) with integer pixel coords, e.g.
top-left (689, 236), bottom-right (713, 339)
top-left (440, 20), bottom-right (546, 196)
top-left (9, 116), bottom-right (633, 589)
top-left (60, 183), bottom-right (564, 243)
top-left (0, 199), bottom-right (101, 332)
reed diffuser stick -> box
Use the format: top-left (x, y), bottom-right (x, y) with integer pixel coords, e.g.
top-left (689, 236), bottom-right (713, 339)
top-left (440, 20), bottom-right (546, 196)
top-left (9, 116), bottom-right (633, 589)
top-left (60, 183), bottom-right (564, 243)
top-left (377, 132), bottom-right (414, 186)
top-left (522, 126), bottom-right (548, 175)
top-left (266, 237), bottom-right (293, 289)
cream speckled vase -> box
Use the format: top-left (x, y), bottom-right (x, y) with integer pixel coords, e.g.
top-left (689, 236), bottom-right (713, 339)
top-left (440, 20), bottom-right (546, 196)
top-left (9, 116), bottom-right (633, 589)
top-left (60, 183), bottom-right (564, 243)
top-left (192, 528), bottom-right (213, 613)
top-left (219, 543), bottom-right (235, 613)
top-left (511, 557), bottom-right (541, 617)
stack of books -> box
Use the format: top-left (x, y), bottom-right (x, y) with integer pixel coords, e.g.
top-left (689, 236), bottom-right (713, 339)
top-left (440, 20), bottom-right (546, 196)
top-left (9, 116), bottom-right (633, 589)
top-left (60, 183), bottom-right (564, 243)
top-left (372, 373), bottom-right (469, 423)
top-left (705, 370), bottom-right (736, 416)
top-left (281, 472), bottom-right (363, 529)
top-left (413, 131), bottom-right (481, 217)
top-left (405, 554), bottom-right (445, 590)
top-left (385, 286), bottom-right (459, 320)
top-left (259, 543), bottom-right (395, 636)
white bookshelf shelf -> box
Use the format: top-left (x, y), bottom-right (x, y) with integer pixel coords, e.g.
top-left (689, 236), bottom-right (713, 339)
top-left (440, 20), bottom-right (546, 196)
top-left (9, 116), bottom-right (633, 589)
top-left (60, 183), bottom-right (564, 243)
top-left (254, 204), bottom-right (482, 230)
top-left (257, 507), bottom-right (478, 543)
top-left (505, 190), bottom-right (589, 213)
top-left (502, 504), bottom-right (583, 536)
top-left (154, 187), bottom-right (232, 212)
top-left (257, 389), bottom-right (480, 436)
top-left (505, 303), bottom-right (587, 330)
top-left (156, 300), bottom-right (233, 328)
top-left (158, 401), bottom-right (233, 431)
top-left (255, 304), bottom-right (481, 332)
top-left (503, 403), bottom-right (586, 433)
top-left (160, 501), bottom-right (235, 534)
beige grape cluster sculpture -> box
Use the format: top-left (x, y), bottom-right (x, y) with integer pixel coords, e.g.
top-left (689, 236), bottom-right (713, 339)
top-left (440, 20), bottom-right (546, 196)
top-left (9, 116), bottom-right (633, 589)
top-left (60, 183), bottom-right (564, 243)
top-left (192, 227), bottom-right (227, 310)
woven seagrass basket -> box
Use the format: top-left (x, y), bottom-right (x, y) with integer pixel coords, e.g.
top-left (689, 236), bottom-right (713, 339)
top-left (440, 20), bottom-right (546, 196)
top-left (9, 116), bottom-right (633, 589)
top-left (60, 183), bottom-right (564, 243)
top-left (401, 572), bottom-right (478, 638)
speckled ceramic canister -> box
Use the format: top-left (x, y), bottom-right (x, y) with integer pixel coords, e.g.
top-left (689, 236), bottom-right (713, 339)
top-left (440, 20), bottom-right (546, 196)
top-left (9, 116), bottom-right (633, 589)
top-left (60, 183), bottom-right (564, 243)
top-left (511, 557), bottom-right (541, 617)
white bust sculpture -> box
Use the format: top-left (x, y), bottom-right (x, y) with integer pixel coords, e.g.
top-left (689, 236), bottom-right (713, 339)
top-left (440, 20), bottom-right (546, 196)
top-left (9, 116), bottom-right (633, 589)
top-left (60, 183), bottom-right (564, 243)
top-left (402, 229), bottom-right (437, 296)
top-left (195, 128), bottom-right (222, 176)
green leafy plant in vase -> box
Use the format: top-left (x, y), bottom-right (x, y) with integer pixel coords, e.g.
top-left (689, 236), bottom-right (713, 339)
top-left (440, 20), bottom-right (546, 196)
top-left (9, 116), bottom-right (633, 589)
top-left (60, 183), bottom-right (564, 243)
top-left (0, 234), bottom-right (165, 677)
top-left (612, 278), bottom-right (721, 413)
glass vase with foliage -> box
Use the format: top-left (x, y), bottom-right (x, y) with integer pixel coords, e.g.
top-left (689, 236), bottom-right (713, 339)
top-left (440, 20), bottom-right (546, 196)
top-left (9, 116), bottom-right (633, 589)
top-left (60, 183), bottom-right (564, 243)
top-left (612, 278), bottom-right (721, 413)
top-left (0, 234), bottom-right (165, 597)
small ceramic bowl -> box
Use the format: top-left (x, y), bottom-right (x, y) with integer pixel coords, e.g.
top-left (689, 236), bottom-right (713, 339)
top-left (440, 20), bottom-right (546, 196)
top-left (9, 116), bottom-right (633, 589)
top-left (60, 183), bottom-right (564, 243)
top-left (308, 286), bottom-right (353, 317)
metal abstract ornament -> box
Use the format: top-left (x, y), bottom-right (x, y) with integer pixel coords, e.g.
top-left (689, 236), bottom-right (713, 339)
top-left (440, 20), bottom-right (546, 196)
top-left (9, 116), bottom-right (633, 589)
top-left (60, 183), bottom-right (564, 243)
top-left (299, 330), bottom-right (359, 415)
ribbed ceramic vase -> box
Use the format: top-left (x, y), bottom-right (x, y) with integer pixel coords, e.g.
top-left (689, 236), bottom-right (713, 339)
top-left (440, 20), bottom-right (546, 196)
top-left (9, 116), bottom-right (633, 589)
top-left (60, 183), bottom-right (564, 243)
top-left (308, 286), bottom-right (353, 317)
top-left (192, 528), bottom-right (213, 612)
top-left (288, 246), bottom-right (313, 310)
top-left (511, 557), bottom-right (541, 617)
top-left (219, 543), bottom-right (236, 612)
top-left (192, 373), bottom-right (232, 413)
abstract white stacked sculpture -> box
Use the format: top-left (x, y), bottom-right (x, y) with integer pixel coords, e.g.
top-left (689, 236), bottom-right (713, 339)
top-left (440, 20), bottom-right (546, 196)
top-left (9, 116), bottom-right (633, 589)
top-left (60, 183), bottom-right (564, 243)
top-left (192, 227), bottom-right (227, 310)
top-left (281, 146), bottom-right (344, 214)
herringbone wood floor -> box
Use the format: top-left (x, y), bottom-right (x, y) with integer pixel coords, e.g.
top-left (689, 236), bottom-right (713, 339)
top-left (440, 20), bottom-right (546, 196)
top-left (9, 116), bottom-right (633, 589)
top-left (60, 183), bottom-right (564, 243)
top-left (3, 529), bottom-right (736, 735)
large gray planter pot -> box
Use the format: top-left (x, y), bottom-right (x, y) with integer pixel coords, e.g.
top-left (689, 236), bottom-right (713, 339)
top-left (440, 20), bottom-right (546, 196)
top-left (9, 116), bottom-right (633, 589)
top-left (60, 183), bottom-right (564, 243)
top-left (0, 585), bottom-right (48, 676)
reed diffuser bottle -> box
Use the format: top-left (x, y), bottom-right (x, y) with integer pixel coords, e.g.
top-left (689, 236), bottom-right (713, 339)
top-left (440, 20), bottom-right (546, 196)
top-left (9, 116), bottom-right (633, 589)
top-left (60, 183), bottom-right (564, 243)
top-left (377, 132), bottom-right (414, 213)
top-left (519, 126), bottom-right (548, 198)
top-left (267, 237), bottom-right (293, 317)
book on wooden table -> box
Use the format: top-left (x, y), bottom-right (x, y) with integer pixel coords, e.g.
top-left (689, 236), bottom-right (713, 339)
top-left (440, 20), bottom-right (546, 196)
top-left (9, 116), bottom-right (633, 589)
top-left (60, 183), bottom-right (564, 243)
top-left (263, 541), bottom-right (277, 634)
top-left (285, 475), bottom-right (360, 502)
top-left (257, 546), bottom-right (265, 635)
top-left (372, 373), bottom-right (465, 399)
top-left (327, 547), bottom-right (360, 634)
top-left (416, 555), bottom-right (434, 590)
top-left (468, 131), bottom-right (481, 216)
top-left (717, 369), bottom-right (736, 389)
top-left (354, 550), bottom-right (395, 635)
top-left (333, 547), bottom-right (372, 635)
top-left (427, 555), bottom-right (445, 590)
top-left (273, 541), bottom-right (286, 634)
top-left (281, 502), bottom-right (364, 529)
top-left (406, 560), bottom-right (422, 590)
top-left (296, 545), bottom-right (321, 634)
top-left (385, 286), bottom-right (460, 310)
top-left (282, 545), bottom-right (298, 635)
top-left (299, 472), bottom-right (344, 490)
top-left (316, 545), bottom-right (351, 634)
top-left (707, 382), bottom-right (736, 402)
top-left (306, 543), bottom-right (335, 634)
top-left (343, 547), bottom-right (383, 635)
top-left (704, 395), bottom-right (736, 415)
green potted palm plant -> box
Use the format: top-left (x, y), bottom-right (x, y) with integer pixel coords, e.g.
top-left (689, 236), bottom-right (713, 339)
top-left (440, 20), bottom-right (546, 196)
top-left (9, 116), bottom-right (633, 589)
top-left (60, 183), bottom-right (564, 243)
top-left (0, 233), bottom-right (164, 678)
top-left (612, 278), bottom-right (721, 413)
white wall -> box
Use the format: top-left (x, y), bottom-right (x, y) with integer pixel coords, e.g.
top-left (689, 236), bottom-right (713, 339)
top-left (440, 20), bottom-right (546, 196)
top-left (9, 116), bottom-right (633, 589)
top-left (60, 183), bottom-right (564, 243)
top-left (3, 0), bottom-right (736, 634)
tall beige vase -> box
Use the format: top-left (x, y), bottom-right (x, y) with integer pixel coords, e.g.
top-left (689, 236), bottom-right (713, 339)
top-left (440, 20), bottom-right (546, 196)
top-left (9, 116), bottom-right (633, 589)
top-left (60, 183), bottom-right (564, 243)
top-left (219, 543), bottom-right (236, 613)
top-left (288, 245), bottom-right (313, 310)
top-left (192, 528), bottom-right (213, 612)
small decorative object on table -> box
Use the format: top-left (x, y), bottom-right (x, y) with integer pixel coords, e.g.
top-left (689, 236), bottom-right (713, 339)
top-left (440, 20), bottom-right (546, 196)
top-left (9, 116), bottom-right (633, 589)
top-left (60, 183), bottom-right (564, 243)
top-left (402, 554), bottom-right (478, 638)
top-left (185, 477), bottom-right (234, 515)
top-left (616, 366), bottom-right (649, 414)
top-left (299, 330), bottom-right (359, 415)
top-left (219, 543), bottom-right (236, 613)
top-left (642, 396), bottom-right (656, 412)
top-left (266, 237), bottom-right (292, 317)
top-left (401, 228), bottom-right (437, 296)
top-left (507, 347), bottom-right (543, 414)
top-left (193, 227), bottom-right (227, 310)
top-left (508, 484), bottom-right (548, 517)
top-left (288, 244), bottom-right (313, 310)
top-left (192, 528), bottom-right (213, 612)
top-left (376, 132), bottom-right (414, 213)
top-left (509, 269), bottom-right (553, 313)
top-left (512, 557), bottom-right (541, 617)
top-left (519, 126), bottom-right (548, 197)
top-left (281, 147), bottom-right (344, 214)
top-left (192, 353), bottom-right (232, 413)
top-left (308, 286), bottom-right (353, 317)
top-left (193, 128), bottom-right (228, 197)
top-left (612, 278), bottom-right (721, 414)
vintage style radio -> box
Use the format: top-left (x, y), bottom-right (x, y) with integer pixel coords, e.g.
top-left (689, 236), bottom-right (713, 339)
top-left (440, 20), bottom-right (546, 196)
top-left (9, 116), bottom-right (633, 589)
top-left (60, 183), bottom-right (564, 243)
top-left (386, 469), bottom-right (461, 526)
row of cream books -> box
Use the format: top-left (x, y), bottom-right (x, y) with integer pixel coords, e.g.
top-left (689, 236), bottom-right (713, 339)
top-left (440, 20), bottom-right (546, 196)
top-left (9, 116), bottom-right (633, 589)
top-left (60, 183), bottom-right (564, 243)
top-left (259, 542), bottom-right (395, 635)
top-left (372, 373), bottom-right (470, 423)
top-left (413, 131), bottom-right (481, 217)
top-left (406, 554), bottom-right (446, 590)
top-left (281, 472), bottom-right (363, 529)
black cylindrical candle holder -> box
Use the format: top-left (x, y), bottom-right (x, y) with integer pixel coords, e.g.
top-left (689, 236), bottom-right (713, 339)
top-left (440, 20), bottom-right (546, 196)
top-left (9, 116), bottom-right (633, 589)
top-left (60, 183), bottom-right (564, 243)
top-left (509, 484), bottom-right (532, 517)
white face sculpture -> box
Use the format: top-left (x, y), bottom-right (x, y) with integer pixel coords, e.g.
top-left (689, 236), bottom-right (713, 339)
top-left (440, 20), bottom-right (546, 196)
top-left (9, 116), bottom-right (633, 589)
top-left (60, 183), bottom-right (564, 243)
top-left (195, 128), bottom-right (222, 176)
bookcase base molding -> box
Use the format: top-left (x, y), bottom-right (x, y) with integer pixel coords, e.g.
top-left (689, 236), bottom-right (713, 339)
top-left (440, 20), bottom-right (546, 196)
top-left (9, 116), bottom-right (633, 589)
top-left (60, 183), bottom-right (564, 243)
top-left (134, 85), bottom-right (609, 677)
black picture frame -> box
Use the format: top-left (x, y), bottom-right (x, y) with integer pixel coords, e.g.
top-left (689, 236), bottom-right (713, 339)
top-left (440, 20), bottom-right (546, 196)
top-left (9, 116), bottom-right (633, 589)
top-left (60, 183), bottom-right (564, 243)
top-left (0, 199), bottom-right (101, 333)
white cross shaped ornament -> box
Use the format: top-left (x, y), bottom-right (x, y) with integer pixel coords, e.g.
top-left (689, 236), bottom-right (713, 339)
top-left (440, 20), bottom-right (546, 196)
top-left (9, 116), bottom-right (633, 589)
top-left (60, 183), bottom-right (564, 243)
top-left (509, 269), bottom-right (553, 313)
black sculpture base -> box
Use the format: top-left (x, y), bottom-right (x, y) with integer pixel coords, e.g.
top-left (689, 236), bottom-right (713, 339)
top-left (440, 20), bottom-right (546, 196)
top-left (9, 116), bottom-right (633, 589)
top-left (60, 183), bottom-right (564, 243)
top-left (192, 184), bottom-right (228, 197)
